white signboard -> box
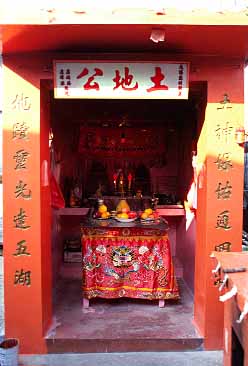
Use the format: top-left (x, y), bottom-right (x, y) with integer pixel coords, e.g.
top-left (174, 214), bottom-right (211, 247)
top-left (54, 61), bottom-right (189, 99)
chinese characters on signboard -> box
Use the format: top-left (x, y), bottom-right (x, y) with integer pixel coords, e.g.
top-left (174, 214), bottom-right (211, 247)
top-left (54, 61), bottom-right (189, 99)
top-left (11, 93), bottom-right (32, 286)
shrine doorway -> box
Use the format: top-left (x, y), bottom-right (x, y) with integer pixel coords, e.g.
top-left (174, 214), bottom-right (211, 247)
top-left (47, 80), bottom-right (207, 352)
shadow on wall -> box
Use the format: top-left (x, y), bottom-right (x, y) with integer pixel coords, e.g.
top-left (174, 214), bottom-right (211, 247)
top-left (177, 211), bottom-right (196, 294)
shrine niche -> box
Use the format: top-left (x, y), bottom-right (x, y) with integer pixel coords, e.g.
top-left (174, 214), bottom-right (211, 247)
top-left (79, 126), bottom-right (167, 196)
top-left (78, 126), bottom-right (167, 158)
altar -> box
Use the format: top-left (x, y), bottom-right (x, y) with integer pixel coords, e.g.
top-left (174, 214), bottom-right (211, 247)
top-left (81, 217), bottom-right (179, 307)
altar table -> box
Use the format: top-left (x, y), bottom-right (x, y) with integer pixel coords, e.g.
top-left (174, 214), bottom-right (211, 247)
top-left (81, 218), bottom-right (179, 306)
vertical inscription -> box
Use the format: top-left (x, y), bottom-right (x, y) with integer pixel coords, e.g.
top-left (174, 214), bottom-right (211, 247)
top-left (213, 106), bottom-right (234, 254)
top-left (10, 93), bottom-right (33, 286)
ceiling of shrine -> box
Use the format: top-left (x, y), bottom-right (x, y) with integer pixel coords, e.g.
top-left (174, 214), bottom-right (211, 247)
top-left (1, 24), bottom-right (248, 58)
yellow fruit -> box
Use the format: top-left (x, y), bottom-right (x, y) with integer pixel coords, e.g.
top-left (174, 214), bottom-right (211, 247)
top-left (101, 211), bottom-right (110, 219)
top-left (98, 204), bottom-right (107, 213)
top-left (120, 213), bottom-right (129, 219)
top-left (141, 212), bottom-right (148, 220)
top-left (145, 208), bottom-right (153, 215)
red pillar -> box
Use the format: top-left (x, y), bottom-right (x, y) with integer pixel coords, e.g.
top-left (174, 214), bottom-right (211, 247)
top-left (193, 63), bottom-right (244, 349)
top-left (2, 56), bottom-right (52, 353)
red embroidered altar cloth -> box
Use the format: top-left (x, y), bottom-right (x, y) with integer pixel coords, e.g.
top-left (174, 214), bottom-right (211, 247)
top-left (81, 220), bottom-right (179, 301)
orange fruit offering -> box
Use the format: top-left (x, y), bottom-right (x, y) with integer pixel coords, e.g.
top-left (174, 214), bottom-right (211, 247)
top-left (98, 204), bottom-right (107, 213)
top-left (144, 208), bottom-right (153, 215)
top-left (101, 211), bottom-right (110, 219)
top-left (141, 212), bottom-right (148, 220)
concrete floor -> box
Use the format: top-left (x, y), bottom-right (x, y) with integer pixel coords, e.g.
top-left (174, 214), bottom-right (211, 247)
top-left (19, 351), bottom-right (223, 366)
top-left (46, 272), bottom-right (203, 353)
top-left (0, 257), bottom-right (223, 365)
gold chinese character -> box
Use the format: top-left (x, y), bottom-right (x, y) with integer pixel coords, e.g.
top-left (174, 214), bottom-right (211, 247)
top-left (217, 93), bottom-right (232, 110)
top-left (13, 240), bottom-right (31, 256)
top-left (13, 208), bottom-right (30, 230)
top-left (14, 180), bottom-right (32, 200)
top-left (14, 269), bottom-right (31, 286)
top-left (214, 153), bottom-right (232, 171)
top-left (11, 93), bottom-right (31, 111)
top-left (215, 242), bottom-right (231, 252)
top-left (216, 210), bottom-right (231, 230)
top-left (215, 181), bottom-right (232, 200)
top-left (12, 121), bottom-right (29, 140)
top-left (215, 122), bottom-right (233, 143)
top-left (13, 149), bottom-right (30, 170)
top-left (222, 122), bottom-right (233, 143)
top-left (215, 124), bottom-right (221, 140)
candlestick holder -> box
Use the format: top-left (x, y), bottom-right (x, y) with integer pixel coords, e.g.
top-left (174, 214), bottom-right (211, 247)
top-left (127, 173), bottom-right (132, 195)
top-left (151, 197), bottom-right (159, 211)
top-left (113, 173), bottom-right (118, 194)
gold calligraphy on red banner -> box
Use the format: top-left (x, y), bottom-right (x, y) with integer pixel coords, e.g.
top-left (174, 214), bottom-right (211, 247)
top-left (11, 93), bottom-right (32, 286)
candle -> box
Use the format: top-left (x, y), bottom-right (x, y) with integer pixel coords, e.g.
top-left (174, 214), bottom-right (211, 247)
top-left (128, 173), bottom-right (132, 190)
top-left (113, 173), bottom-right (118, 190)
